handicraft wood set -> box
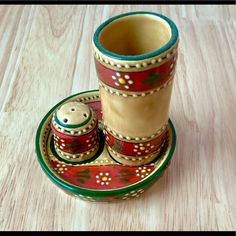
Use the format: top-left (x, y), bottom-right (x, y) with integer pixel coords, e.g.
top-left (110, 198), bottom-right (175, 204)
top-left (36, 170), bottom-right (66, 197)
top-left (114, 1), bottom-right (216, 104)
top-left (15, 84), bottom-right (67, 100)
top-left (36, 12), bottom-right (179, 202)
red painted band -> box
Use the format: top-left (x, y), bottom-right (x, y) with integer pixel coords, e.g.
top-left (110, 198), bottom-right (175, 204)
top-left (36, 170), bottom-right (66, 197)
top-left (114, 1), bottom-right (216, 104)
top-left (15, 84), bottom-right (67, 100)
top-left (51, 122), bottom-right (99, 154)
top-left (104, 127), bottom-right (168, 157)
top-left (95, 57), bottom-right (176, 92)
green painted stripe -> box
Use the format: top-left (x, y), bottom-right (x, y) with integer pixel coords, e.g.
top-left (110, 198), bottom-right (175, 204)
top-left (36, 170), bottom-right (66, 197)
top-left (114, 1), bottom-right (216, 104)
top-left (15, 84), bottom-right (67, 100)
top-left (93, 11), bottom-right (179, 61)
top-left (53, 109), bottom-right (91, 129)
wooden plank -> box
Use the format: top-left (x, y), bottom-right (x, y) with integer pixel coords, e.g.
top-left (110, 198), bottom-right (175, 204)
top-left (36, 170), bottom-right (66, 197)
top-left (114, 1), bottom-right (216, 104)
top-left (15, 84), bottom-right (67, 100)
top-left (0, 5), bottom-right (235, 231)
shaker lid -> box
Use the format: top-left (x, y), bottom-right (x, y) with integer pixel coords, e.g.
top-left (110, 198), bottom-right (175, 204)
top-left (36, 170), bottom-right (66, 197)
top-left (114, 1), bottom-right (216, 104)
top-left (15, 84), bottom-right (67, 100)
top-left (56, 102), bottom-right (91, 127)
top-left (52, 101), bottom-right (96, 135)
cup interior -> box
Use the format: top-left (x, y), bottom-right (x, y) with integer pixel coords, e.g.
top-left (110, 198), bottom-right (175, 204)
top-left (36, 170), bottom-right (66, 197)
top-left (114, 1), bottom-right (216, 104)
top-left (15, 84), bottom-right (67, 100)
top-left (98, 14), bottom-right (172, 56)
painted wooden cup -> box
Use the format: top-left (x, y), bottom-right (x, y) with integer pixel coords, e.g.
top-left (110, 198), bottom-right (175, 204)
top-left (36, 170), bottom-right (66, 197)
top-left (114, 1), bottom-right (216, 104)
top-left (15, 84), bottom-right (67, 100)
top-left (92, 12), bottom-right (179, 166)
top-left (51, 101), bottom-right (100, 163)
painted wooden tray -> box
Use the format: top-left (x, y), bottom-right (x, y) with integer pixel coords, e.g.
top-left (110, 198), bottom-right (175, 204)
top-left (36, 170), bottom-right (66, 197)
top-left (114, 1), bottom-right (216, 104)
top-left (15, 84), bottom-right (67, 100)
top-left (35, 90), bottom-right (176, 202)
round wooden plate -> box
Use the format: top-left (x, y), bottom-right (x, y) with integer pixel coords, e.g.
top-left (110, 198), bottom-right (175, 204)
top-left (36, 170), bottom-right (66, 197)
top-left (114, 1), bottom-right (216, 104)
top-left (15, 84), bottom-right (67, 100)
top-left (35, 90), bottom-right (176, 202)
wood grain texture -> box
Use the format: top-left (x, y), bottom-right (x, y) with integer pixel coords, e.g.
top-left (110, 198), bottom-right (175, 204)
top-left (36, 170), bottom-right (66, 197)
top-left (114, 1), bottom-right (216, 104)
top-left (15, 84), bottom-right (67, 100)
top-left (0, 5), bottom-right (235, 231)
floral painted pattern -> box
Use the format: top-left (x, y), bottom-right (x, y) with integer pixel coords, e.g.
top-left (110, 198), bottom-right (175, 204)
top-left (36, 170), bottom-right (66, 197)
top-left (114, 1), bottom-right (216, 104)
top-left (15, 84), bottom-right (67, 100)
top-left (133, 143), bottom-right (155, 156)
top-left (53, 163), bottom-right (68, 174)
top-left (104, 126), bottom-right (168, 157)
top-left (112, 72), bottom-right (133, 90)
top-left (135, 166), bottom-right (152, 178)
top-left (142, 72), bottom-right (166, 88)
top-left (95, 58), bottom-right (175, 92)
top-left (95, 172), bottom-right (112, 185)
top-left (50, 161), bottom-right (155, 190)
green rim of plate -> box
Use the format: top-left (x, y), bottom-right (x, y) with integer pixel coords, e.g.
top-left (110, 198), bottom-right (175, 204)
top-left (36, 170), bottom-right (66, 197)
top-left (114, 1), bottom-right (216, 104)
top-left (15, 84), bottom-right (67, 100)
top-left (93, 11), bottom-right (179, 61)
top-left (35, 90), bottom-right (176, 197)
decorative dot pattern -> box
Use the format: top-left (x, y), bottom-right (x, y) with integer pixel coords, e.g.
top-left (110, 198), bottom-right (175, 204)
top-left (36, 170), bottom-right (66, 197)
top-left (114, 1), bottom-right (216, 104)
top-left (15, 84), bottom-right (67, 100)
top-left (93, 44), bottom-right (178, 71)
top-left (99, 78), bottom-right (173, 98)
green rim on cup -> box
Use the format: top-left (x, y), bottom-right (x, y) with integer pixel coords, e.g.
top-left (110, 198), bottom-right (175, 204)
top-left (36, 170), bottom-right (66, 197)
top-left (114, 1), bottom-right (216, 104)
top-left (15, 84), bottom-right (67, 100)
top-left (93, 11), bottom-right (179, 61)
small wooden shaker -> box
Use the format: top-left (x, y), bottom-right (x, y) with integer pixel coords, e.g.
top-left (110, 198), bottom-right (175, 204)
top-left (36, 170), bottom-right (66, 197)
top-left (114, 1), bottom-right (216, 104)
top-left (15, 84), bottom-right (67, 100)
top-left (51, 101), bottom-right (99, 163)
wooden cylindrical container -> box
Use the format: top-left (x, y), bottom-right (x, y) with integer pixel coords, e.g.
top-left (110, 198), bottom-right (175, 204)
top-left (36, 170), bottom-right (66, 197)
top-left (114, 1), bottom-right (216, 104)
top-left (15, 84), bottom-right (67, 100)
top-left (51, 101), bottom-right (100, 163)
top-left (92, 12), bottom-right (179, 166)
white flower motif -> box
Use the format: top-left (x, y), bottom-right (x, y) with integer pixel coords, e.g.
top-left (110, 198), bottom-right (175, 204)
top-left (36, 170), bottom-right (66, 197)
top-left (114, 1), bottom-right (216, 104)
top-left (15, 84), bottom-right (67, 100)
top-left (112, 72), bottom-right (133, 90)
top-left (54, 163), bottom-right (68, 174)
top-left (133, 143), bottom-right (154, 156)
top-left (95, 172), bottom-right (112, 185)
top-left (135, 166), bottom-right (152, 178)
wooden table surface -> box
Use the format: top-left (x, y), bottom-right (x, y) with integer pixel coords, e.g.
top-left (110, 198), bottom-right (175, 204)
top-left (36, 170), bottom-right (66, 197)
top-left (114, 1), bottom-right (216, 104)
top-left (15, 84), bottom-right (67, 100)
top-left (0, 5), bottom-right (235, 231)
